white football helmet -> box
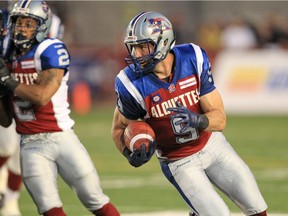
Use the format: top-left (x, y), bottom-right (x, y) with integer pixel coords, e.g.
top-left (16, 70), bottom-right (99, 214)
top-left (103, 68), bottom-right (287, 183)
top-left (124, 11), bottom-right (175, 75)
top-left (48, 13), bottom-right (64, 40)
top-left (8, 0), bottom-right (52, 49)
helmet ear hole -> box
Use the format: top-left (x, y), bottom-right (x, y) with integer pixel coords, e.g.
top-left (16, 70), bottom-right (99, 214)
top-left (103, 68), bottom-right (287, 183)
top-left (39, 24), bottom-right (47, 32)
top-left (163, 38), bottom-right (168, 46)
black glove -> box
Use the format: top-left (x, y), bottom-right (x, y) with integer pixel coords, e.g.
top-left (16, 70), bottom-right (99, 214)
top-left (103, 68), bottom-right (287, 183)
top-left (0, 58), bottom-right (19, 91)
top-left (0, 94), bottom-right (12, 127)
top-left (167, 101), bottom-right (209, 134)
top-left (124, 141), bottom-right (156, 167)
top-left (0, 83), bottom-right (8, 98)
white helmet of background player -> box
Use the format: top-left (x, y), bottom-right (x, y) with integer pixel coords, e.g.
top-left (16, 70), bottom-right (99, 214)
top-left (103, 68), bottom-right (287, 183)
top-left (124, 11), bottom-right (176, 75)
top-left (8, 0), bottom-right (52, 49)
top-left (48, 13), bottom-right (64, 40)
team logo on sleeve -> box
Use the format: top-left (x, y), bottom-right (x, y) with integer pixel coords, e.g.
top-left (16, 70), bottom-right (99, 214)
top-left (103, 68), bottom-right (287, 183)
top-left (116, 91), bottom-right (124, 113)
top-left (208, 68), bottom-right (213, 83)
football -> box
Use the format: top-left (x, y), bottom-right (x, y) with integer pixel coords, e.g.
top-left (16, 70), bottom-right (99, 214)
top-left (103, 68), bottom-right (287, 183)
top-left (124, 121), bottom-right (155, 152)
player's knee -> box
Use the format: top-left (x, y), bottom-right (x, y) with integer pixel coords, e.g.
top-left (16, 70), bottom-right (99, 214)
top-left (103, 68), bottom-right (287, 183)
top-left (7, 158), bottom-right (21, 175)
top-left (92, 202), bottom-right (120, 216)
top-left (43, 207), bottom-right (67, 216)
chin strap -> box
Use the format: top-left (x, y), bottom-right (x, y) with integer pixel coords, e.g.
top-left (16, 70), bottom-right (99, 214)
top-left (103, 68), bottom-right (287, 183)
top-left (14, 33), bottom-right (36, 50)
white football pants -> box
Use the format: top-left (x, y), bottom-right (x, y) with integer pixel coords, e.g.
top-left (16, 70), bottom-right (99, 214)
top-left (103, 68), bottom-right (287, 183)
top-left (20, 129), bottom-right (110, 214)
top-left (161, 132), bottom-right (267, 216)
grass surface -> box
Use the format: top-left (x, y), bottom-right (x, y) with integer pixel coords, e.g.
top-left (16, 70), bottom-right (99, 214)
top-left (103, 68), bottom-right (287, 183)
top-left (18, 107), bottom-right (288, 215)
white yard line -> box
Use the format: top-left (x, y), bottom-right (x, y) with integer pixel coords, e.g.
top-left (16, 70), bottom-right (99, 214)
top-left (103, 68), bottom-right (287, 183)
top-left (100, 168), bottom-right (288, 190)
top-left (121, 211), bottom-right (288, 216)
top-left (99, 174), bottom-right (288, 216)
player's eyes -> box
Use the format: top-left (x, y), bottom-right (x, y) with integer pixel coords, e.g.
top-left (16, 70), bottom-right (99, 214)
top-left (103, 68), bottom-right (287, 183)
top-left (139, 44), bottom-right (148, 50)
top-left (15, 24), bottom-right (36, 29)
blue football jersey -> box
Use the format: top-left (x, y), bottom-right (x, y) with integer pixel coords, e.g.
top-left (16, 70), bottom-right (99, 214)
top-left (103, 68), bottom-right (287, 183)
top-left (115, 43), bottom-right (216, 159)
top-left (8, 38), bottom-right (73, 134)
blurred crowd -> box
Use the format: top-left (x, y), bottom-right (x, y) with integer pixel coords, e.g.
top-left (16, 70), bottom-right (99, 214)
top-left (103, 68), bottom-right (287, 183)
top-left (66, 11), bottom-right (288, 110)
top-left (193, 12), bottom-right (288, 64)
top-left (197, 13), bottom-right (288, 50)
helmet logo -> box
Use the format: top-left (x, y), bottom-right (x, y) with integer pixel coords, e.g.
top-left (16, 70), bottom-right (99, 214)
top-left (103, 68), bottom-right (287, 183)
top-left (41, 1), bottom-right (49, 16)
top-left (148, 18), bottom-right (171, 34)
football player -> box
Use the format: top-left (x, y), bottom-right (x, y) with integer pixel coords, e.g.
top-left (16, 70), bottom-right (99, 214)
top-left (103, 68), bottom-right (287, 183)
top-left (111, 11), bottom-right (268, 216)
top-left (0, 3), bottom-right (67, 216)
top-left (0, 0), bottom-right (120, 215)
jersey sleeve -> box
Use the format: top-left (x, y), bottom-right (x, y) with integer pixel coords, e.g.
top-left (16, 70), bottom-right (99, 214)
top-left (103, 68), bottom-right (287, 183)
top-left (199, 48), bottom-right (216, 96)
top-left (35, 39), bottom-right (70, 72)
top-left (115, 74), bottom-right (147, 120)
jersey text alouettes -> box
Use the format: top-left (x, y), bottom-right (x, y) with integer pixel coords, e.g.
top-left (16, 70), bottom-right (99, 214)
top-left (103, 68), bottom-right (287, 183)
top-left (115, 43), bottom-right (216, 160)
top-left (7, 38), bottom-right (74, 134)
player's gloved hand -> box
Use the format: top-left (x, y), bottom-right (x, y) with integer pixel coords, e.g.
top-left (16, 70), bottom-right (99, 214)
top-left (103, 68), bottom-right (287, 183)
top-left (0, 84), bottom-right (8, 98)
top-left (0, 58), bottom-right (19, 91)
top-left (0, 58), bottom-right (10, 81)
top-left (124, 141), bottom-right (156, 167)
top-left (167, 101), bottom-right (209, 134)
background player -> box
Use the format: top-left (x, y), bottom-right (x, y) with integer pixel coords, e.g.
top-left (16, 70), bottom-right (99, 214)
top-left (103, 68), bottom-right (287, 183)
top-left (0, 0), bottom-right (120, 215)
top-left (48, 12), bottom-right (64, 40)
top-left (111, 11), bottom-right (268, 216)
top-left (0, 2), bottom-right (22, 215)
top-left (0, 2), bottom-right (66, 216)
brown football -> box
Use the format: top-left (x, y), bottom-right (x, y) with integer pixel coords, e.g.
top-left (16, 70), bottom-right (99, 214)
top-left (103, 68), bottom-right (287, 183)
top-left (124, 121), bottom-right (155, 152)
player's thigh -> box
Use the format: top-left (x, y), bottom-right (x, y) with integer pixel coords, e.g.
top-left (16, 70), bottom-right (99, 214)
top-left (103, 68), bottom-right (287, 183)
top-left (54, 129), bottom-right (95, 180)
top-left (206, 133), bottom-right (267, 214)
top-left (55, 130), bottom-right (110, 209)
top-left (20, 136), bottom-right (62, 213)
top-left (161, 155), bottom-right (230, 216)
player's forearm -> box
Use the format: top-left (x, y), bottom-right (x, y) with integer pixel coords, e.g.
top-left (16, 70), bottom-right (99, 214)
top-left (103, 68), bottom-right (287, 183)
top-left (200, 89), bottom-right (226, 131)
top-left (14, 83), bottom-right (52, 106)
top-left (112, 108), bottom-right (131, 155)
top-left (111, 128), bottom-right (127, 154)
top-left (204, 109), bottom-right (226, 131)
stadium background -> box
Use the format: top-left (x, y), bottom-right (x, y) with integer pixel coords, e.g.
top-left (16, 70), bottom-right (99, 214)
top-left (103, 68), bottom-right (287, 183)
top-left (57, 1), bottom-right (288, 115)
top-left (1, 1), bottom-right (287, 114)
top-left (0, 1), bottom-right (287, 215)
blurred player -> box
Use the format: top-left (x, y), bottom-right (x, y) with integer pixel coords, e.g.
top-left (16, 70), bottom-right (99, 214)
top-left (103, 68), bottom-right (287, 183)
top-left (111, 11), bottom-right (268, 216)
top-left (0, 2), bottom-right (22, 215)
top-left (0, 122), bottom-right (21, 216)
top-left (48, 13), bottom-right (64, 40)
top-left (0, 0), bottom-right (120, 215)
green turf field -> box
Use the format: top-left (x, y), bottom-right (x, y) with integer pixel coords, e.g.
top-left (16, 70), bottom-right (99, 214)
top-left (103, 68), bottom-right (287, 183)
top-left (18, 106), bottom-right (288, 215)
